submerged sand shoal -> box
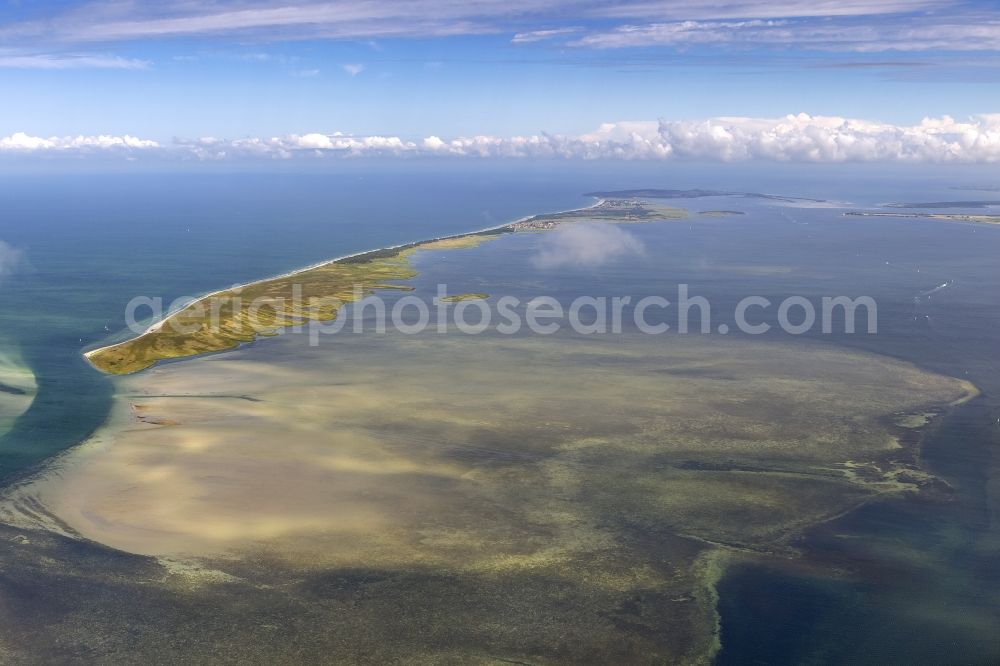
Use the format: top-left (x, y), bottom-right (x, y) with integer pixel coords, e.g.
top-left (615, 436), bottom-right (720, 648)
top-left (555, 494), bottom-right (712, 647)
top-left (2, 329), bottom-right (976, 664)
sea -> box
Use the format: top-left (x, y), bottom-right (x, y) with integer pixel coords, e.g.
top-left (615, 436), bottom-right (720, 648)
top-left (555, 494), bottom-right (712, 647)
top-left (0, 163), bottom-right (997, 662)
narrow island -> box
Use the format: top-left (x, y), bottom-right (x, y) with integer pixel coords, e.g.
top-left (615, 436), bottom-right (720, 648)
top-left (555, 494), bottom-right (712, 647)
top-left (883, 200), bottom-right (1000, 209)
top-left (585, 188), bottom-right (826, 204)
top-left (85, 198), bottom-right (679, 375)
top-left (845, 211), bottom-right (1000, 225)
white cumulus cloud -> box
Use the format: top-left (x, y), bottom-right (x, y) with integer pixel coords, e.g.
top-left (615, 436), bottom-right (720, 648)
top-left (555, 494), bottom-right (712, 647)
top-left (0, 132), bottom-right (160, 152)
top-left (180, 114), bottom-right (1000, 163)
top-left (532, 223), bottom-right (646, 269)
top-left (9, 114), bottom-right (1000, 163)
top-left (411, 114), bottom-right (1000, 162)
top-left (655, 113), bottom-right (1000, 162)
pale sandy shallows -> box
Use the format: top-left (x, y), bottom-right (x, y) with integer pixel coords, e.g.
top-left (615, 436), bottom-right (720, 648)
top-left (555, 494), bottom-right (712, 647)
top-left (0, 332), bottom-right (977, 664)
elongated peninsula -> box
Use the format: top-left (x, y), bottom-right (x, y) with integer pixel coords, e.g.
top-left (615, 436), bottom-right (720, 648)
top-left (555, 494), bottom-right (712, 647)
top-left (85, 198), bottom-right (686, 375)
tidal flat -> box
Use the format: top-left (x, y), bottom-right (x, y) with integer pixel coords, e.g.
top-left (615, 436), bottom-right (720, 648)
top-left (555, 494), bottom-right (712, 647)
top-left (1, 325), bottom-right (974, 663)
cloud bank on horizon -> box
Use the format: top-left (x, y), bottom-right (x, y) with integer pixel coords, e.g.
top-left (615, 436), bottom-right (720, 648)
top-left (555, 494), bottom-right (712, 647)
top-left (6, 114), bottom-right (1000, 163)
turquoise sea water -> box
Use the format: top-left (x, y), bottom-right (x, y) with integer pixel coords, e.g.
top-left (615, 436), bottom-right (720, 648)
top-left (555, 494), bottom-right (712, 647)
top-left (1, 166), bottom-right (998, 661)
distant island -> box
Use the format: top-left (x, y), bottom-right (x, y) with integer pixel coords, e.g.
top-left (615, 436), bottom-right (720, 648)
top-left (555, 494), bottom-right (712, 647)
top-left (883, 201), bottom-right (1000, 209)
top-left (845, 211), bottom-right (1000, 225)
top-left (584, 188), bottom-right (826, 203)
top-left (951, 185), bottom-right (1000, 192)
top-left (512, 198), bottom-right (686, 229)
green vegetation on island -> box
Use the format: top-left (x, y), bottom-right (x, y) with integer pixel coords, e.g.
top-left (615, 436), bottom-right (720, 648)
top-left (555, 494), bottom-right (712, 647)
top-left (85, 233), bottom-right (504, 375)
top-left (84, 196), bottom-right (698, 376)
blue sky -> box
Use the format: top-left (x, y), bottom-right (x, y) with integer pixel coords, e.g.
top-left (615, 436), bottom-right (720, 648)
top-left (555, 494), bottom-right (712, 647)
top-left (3, 1), bottom-right (1000, 162)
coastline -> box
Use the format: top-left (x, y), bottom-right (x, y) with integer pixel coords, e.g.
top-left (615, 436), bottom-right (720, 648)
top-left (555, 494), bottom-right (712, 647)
top-left (82, 197), bottom-right (604, 365)
top-left (844, 211), bottom-right (1000, 226)
top-left (4, 184), bottom-right (997, 662)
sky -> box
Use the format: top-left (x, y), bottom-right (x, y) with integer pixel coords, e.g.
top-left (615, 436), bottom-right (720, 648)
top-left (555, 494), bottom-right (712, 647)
top-left (4, 0), bottom-right (1000, 164)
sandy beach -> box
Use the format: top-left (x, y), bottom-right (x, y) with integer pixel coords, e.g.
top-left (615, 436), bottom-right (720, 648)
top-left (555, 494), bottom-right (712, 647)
top-left (82, 198), bottom-right (605, 365)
